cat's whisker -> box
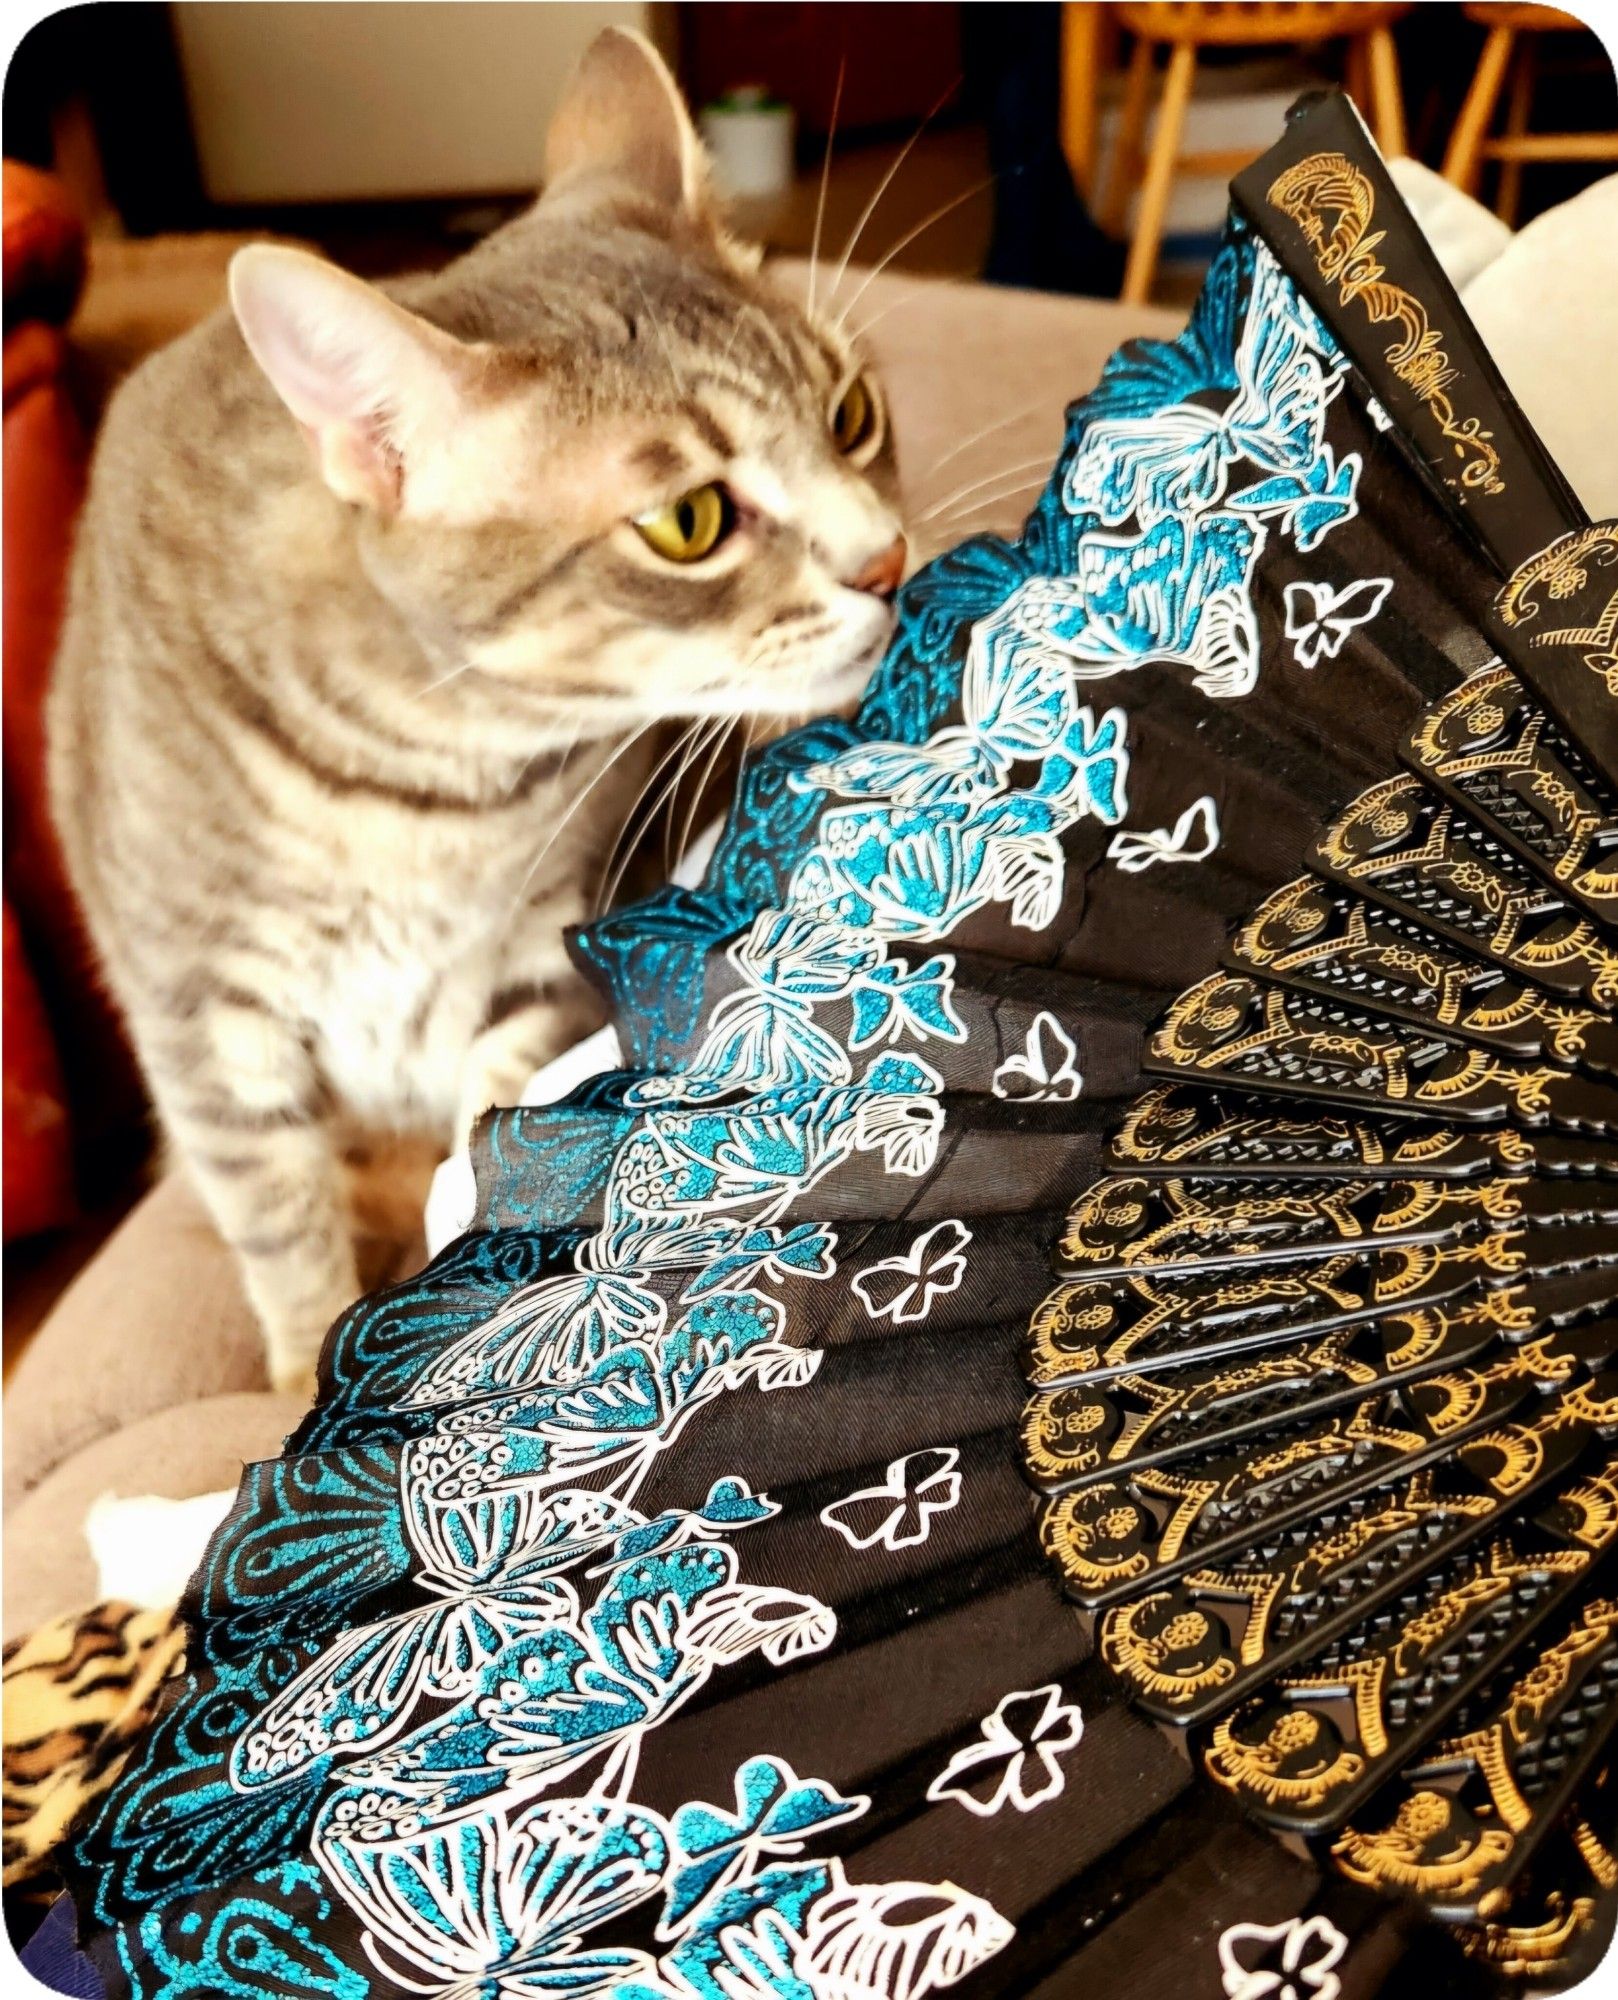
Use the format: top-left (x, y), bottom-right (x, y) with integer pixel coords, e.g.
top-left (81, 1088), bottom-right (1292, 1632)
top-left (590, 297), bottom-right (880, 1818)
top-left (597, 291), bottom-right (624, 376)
top-left (677, 714), bottom-right (738, 869)
top-left (652, 714), bottom-right (720, 889)
top-left (928, 470), bottom-right (1056, 524)
top-left (845, 272), bottom-right (975, 346)
top-left (804, 57), bottom-right (846, 321)
top-left (632, 274), bottom-right (685, 397)
top-left (911, 453), bottom-right (1057, 524)
top-left (833, 173), bottom-right (998, 334)
top-left (636, 720), bottom-right (700, 876)
top-left (912, 396), bottom-right (1054, 493)
top-left (923, 470), bottom-right (1050, 536)
top-left (507, 719), bottom-right (656, 923)
top-left (408, 657), bottom-right (479, 703)
top-left (596, 718), bottom-right (699, 915)
top-left (823, 78), bottom-right (961, 322)
top-left (599, 716), bottom-right (689, 887)
top-left (504, 706), bottom-right (589, 800)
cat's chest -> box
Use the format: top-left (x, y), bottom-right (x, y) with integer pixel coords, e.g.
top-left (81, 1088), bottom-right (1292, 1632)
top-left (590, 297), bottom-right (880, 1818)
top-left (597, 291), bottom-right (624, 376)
top-left (308, 890), bottom-right (523, 1129)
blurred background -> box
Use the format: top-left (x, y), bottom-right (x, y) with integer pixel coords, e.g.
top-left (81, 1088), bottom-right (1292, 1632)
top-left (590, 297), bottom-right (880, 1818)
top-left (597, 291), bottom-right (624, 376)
top-left (3, 2), bottom-right (1616, 1345)
top-left (7, 3), bottom-right (1618, 310)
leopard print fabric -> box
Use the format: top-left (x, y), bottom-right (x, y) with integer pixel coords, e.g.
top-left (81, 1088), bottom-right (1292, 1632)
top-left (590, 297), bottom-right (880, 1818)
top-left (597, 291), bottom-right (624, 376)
top-left (3, 1603), bottom-right (184, 1922)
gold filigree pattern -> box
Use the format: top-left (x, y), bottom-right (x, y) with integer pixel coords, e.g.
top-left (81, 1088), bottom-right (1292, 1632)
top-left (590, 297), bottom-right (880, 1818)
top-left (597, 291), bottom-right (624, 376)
top-left (1405, 664), bottom-right (1618, 911)
top-left (1334, 1792), bottom-right (1518, 1902)
top-left (1154, 971), bottom-right (1577, 1127)
top-left (1333, 1595), bottom-right (1618, 1915)
top-left (1498, 526), bottom-right (1618, 699)
top-left (1314, 779), bottom-right (1618, 1008)
top-left (1266, 150), bottom-right (1505, 495)
top-left (1020, 134), bottom-right (1618, 1953)
top-left (1108, 1084), bottom-right (1529, 1180)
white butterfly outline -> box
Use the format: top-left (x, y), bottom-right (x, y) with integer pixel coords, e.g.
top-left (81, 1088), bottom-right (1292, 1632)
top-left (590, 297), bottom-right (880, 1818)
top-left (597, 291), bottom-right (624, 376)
top-left (1283, 576), bottom-right (1392, 670)
top-left (1106, 795), bottom-right (1222, 874)
top-left (992, 1011), bottom-right (1083, 1101)
top-left (818, 1447), bottom-right (963, 1553)
top-left (849, 1219), bottom-right (972, 1324)
top-left (925, 1684), bottom-right (1085, 1818)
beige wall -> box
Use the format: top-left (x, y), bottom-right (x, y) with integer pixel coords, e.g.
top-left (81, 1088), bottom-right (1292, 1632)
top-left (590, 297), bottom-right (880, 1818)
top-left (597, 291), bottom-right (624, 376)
top-left (171, 2), bottom-right (651, 204)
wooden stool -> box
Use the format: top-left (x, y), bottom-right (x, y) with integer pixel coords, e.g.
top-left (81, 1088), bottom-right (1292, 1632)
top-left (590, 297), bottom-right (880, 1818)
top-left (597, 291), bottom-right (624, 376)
top-left (1066, 2), bottom-right (1408, 306)
top-left (1442, 5), bottom-right (1618, 221)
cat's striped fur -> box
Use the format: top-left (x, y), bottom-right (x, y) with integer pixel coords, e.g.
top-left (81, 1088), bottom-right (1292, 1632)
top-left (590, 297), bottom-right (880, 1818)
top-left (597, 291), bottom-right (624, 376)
top-left (48, 31), bottom-right (904, 1391)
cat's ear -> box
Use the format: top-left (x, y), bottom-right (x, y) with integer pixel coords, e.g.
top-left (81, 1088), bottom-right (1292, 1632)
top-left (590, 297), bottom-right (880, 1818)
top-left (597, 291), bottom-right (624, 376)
top-left (229, 245), bottom-right (481, 513)
top-left (544, 27), bottom-right (708, 217)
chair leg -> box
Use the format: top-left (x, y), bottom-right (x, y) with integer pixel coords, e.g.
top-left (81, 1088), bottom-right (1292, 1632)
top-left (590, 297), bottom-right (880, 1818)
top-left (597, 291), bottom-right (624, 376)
top-left (1443, 24), bottom-right (1515, 193)
top-left (1121, 40), bottom-right (1195, 307)
top-left (1060, 3), bottom-right (1103, 202)
top-left (1367, 24), bottom-right (1407, 158)
top-left (1102, 35), bottom-right (1156, 237)
top-left (1497, 33), bottom-right (1537, 225)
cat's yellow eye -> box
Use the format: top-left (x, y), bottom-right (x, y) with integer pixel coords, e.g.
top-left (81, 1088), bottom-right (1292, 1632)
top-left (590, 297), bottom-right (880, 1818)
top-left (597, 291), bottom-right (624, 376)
top-left (831, 376), bottom-right (877, 456)
top-left (633, 484), bottom-right (732, 563)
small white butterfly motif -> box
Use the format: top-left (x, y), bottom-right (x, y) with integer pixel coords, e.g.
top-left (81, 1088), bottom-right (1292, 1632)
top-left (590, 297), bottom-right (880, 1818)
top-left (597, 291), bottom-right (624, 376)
top-left (992, 1012), bottom-right (1082, 1102)
top-left (819, 1447), bottom-right (962, 1552)
top-left (1106, 796), bottom-right (1221, 874)
top-left (850, 1220), bottom-right (971, 1324)
top-left (926, 1685), bottom-right (1085, 1817)
top-left (1283, 576), bottom-right (1393, 670)
top-left (1218, 1914), bottom-right (1347, 2000)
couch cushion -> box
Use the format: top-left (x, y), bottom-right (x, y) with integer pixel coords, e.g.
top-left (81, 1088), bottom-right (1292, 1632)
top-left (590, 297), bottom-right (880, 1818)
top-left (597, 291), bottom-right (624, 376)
top-left (4, 1176), bottom-right (266, 1509)
top-left (1462, 171), bottom-right (1618, 523)
top-left (3, 1390), bottom-right (305, 1639)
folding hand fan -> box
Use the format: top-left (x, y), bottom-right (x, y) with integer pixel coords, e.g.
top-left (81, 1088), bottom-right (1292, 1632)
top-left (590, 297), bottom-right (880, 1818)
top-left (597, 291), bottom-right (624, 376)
top-left (64, 93), bottom-right (1618, 2000)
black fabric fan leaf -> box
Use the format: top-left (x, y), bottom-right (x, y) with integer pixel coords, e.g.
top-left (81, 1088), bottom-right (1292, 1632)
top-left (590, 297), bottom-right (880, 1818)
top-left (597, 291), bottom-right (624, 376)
top-left (61, 91), bottom-right (1618, 2000)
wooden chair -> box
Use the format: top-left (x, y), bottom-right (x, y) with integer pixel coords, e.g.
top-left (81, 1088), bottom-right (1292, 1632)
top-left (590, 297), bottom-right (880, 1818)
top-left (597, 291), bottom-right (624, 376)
top-left (1062, 3), bottom-right (1409, 306)
top-left (1442, 5), bottom-right (1618, 222)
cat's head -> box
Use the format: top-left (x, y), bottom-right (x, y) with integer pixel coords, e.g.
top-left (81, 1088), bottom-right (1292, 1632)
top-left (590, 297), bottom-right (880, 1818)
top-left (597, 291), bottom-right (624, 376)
top-left (229, 29), bottom-right (905, 729)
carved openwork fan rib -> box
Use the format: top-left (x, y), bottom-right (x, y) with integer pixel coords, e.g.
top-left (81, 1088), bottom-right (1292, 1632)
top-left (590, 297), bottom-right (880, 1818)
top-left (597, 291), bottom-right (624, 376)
top-left (1020, 98), bottom-right (1618, 1990)
top-left (64, 94), bottom-right (1617, 2000)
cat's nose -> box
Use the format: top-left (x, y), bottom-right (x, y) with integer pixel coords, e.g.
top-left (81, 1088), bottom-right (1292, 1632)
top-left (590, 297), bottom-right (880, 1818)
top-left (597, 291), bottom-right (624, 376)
top-left (846, 536), bottom-right (907, 599)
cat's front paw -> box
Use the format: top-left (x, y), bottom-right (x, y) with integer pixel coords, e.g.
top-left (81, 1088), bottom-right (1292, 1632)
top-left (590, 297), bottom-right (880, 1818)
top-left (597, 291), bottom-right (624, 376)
top-left (268, 1356), bottom-right (320, 1403)
top-left (455, 1002), bottom-right (593, 1149)
top-left (259, 1315), bottom-right (330, 1404)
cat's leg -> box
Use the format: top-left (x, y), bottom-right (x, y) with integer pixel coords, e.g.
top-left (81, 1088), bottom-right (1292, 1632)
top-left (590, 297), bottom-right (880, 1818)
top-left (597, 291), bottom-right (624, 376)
top-left (141, 998), bottom-right (358, 1397)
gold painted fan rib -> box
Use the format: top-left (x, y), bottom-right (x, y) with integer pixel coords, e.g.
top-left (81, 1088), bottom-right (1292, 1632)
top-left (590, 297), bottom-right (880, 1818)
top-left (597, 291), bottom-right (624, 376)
top-left (1027, 1254), bottom-right (1618, 1401)
top-left (1053, 1170), bottom-right (1618, 1283)
top-left (1021, 1306), bottom-right (1523, 1493)
top-left (1098, 1401), bottom-right (1599, 1727)
top-left (1026, 1224), bottom-right (1618, 1395)
top-left (1312, 778), bottom-right (1618, 1013)
top-left (1108, 1083), bottom-right (1618, 1183)
top-left (1034, 1326), bottom-right (1608, 1610)
top-left (1403, 666), bottom-right (1618, 927)
top-left (1111, 1083), bottom-right (1532, 1180)
top-left (1148, 972), bottom-right (1618, 1129)
top-left (1227, 875), bottom-right (1618, 1077)
top-left (1333, 1591), bottom-right (1618, 1924)
top-left (1203, 1461), bottom-right (1618, 1838)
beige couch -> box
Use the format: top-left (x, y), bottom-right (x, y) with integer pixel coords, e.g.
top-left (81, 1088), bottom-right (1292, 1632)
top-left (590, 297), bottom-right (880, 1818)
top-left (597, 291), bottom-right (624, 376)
top-left (2, 266), bottom-right (1179, 1638)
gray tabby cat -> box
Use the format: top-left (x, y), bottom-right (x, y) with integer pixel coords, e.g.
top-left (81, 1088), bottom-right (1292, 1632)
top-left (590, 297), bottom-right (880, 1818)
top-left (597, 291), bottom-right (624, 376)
top-left (49, 30), bottom-right (905, 1394)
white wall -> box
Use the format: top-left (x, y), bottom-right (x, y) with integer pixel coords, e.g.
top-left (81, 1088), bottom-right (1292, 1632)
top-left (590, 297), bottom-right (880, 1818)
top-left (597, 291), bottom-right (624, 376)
top-left (171, 2), bottom-right (650, 204)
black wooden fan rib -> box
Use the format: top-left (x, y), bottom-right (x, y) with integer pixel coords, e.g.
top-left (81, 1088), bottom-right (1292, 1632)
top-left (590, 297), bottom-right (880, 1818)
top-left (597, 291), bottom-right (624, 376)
top-left (1018, 92), bottom-right (1618, 1975)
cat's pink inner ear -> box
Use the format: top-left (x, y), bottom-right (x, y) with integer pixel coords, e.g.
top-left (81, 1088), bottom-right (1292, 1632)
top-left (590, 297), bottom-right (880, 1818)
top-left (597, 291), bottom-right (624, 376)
top-left (228, 245), bottom-right (468, 513)
top-left (544, 26), bottom-right (705, 215)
